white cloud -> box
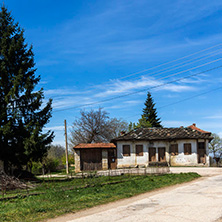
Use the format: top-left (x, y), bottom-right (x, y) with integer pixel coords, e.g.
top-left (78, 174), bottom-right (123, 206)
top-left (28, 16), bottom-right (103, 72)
top-left (46, 71), bottom-right (203, 111)
top-left (94, 76), bottom-right (195, 98)
top-left (218, 132), bottom-right (222, 138)
top-left (45, 125), bottom-right (72, 131)
top-left (204, 115), bottom-right (222, 119)
top-left (45, 126), bottom-right (64, 131)
top-left (162, 120), bottom-right (191, 127)
top-left (45, 89), bottom-right (87, 96)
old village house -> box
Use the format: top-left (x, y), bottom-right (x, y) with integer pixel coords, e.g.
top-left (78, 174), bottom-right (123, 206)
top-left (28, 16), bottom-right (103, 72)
top-left (74, 124), bottom-right (213, 172)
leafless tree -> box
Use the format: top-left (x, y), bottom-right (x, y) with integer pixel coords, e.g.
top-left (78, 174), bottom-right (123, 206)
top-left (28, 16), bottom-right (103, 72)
top-left (70, 108), bottom-right (128, 146)
top-left (47, 145), bottom-right (65, 160)
top-left (209, 133), bottom-right (222, 166)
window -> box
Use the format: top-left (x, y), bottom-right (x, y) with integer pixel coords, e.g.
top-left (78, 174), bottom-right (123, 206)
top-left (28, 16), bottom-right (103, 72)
top-left (184, 143), bottom-right (191, 155)
top-left (136, 145), bottom-right (143, 156)
top-left (123, 145), bottom-right (130, 156)
top-left (170, 144), bottom-right (178, 156)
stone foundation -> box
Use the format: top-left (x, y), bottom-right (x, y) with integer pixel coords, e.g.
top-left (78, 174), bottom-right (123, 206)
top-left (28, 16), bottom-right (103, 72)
top-left (74, 150), bottom-right (81, 173)
top-left (102, 149), bottom-right (108, 170)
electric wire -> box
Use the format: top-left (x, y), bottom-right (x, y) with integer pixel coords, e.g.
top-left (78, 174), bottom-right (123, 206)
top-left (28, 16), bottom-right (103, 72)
top-left (124, 86), bottom-right (222, 120)
top-left (53, 64), bottom-right (222, 112)
top-left (110, 43), bottom-right (222, 81)
top-left (49, 45), bottom-right (222, 100)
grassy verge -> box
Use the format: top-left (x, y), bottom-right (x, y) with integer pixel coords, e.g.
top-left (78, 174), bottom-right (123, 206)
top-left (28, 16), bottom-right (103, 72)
top-left (0, 173), bottom-right (200, 222)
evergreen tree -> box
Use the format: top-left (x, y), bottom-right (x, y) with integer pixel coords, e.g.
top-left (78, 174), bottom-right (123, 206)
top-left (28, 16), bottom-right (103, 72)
top-left (136, 115), bottom-right (152, 128)
top-left (128, 117), bottom-right (151, 131)
top-left (142, 92), bottom-right (162, 127)
top-left (0, 6), bottom-right (54, 173)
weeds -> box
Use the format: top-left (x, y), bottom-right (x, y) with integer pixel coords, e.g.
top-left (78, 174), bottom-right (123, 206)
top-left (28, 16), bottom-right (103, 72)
top-left (0, 173), bottom-right (200, 222)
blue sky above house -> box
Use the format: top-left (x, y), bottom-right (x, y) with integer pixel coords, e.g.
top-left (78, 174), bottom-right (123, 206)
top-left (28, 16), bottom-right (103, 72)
top-left (3, 0), bottom-right (222, 145)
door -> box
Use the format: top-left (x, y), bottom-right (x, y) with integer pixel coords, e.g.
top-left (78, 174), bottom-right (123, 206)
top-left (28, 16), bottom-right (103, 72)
top-left (108, 149), bottom-right (117, 169)
top-left (197, 142), bottom-right (206, 163)
top-left (149, 148), bottom-right (156, 162)
top-left (80, 149), bottom-right (102, 171)
top-left (158, 147), bottom-right (166, 162)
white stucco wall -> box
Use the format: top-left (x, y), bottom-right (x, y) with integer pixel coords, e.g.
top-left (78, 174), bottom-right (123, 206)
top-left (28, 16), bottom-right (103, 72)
top-left (170, 139), bottom-right (198, 166)
top-left (116, 139), bottom-right (210, 168)
top-left (117, 140), bottom-right (170, 168)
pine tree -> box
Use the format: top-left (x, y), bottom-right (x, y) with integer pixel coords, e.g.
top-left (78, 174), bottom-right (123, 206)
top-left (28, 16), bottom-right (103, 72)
top-left (142, 92), bottom-right (162, 127)
top-left (0, 6), bottom-right (54, 173)
top-left (136, 115), bottom-right (152, 128)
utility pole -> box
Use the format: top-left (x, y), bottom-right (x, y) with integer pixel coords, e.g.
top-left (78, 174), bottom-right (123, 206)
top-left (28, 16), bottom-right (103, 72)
top-left (64, 119), bottom-right (69, 174)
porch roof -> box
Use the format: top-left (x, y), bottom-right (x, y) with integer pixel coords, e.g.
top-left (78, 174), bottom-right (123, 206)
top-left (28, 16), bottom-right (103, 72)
top-left (74, 143), bottom-right (116, 149)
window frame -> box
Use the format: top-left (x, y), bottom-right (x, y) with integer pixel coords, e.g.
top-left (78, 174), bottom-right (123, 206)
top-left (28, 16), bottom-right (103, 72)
top-left (136, 144), bottom-right (143, 156)
top-left (170, 144), bottom-right (178, 156)
top-left (122, 145), bottom-right (131, 156)
top-left (184, 143), bottom-right (192, 155)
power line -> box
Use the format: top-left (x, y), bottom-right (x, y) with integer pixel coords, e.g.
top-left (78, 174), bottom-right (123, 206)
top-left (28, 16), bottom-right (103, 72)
top-left (128, 49), bottom-right (222, 81)
top-left (112, 43), bottom-right (222, 81)
top-left (53, 64), bottom-right (222, 112)
top-left (52, 57), bottom-right (222, 108)
top-left (49, 46), bottom-right (222, 100)
top-left (150, 57), bottom-right (222, 81)
top-left (125, 86), bottom-right (222, 120)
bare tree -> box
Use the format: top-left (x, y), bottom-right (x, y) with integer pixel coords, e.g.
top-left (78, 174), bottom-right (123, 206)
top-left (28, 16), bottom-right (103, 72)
top-left (209, 133), bottom-right (222, 166)
top-left (47, 145), bottom-right (65, 160)
top-left (70, 108), bottom-right (128, 146)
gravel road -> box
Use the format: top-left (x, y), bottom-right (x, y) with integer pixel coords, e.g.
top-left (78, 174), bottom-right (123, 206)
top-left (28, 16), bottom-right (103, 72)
top-left (48, 168), bottom-right (222, 222)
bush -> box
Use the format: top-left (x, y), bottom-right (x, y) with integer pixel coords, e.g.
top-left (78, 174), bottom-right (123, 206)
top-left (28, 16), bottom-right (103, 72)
top-left (31, 158), bottom-right (60, 175)
top-left (61, 154), bottom-right (74, 167)
top-left (45, 158), bottom-right (59, 172)
top-left (32, 162), bottom-right (43, 175)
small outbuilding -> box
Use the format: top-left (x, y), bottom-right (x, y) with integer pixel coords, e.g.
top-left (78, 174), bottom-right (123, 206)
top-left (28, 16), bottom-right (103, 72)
top-left (73, 143), bottom-right (117, 173)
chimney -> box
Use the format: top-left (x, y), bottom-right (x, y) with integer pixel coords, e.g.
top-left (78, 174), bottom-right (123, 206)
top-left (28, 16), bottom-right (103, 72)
top-left (193, 123), bottom-right (196, 127)
top-left (120, 131), bottom-right (125, 136)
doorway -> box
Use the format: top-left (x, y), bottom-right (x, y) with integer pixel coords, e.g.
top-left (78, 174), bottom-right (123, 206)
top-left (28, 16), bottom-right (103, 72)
top-left (108, 149), bottom-right (117, 169)
top-left (197, 142), bottom-right (206, 163)
top-left (158, 147), bottom-right (166, 162)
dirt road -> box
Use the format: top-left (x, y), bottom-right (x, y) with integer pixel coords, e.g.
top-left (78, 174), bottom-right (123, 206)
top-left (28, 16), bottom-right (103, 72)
top-left (48, 172), bottom-right (222, 222)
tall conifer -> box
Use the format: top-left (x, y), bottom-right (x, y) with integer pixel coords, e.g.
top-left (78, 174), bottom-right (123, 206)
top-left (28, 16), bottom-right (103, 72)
top-left (0, 6), bottom-right (54, 172)
top-left (142, 92), bottom-right (162, 127)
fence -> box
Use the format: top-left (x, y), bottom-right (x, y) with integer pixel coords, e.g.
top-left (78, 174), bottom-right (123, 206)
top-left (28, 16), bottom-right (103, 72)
top-left (76, 166), bottom-right (170, 178)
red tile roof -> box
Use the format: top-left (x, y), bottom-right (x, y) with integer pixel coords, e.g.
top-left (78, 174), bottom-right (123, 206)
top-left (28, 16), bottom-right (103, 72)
top-left (187, 123), bottom-right (211, 134)
top-left (112, 125), bottom-right (212, 141)
top-left (74, 143), bottom-right (116, 149)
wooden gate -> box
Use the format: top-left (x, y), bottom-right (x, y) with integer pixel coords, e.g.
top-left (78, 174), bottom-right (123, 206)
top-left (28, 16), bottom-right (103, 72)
top-left (149, 148), bottom-right (156, 162)
top-left (80, 149), bottom-right (102, 171)
top-left (108, 149), bottom-right (117, 169)
top-left (158, 147), bottom-right (166, 162)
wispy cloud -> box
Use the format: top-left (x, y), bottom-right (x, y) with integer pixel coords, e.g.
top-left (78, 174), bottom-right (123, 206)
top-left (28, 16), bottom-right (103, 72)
top-left (44, 125), bottom-right (72, 131)
top-left (49, 71), bottom-right (206, 111)
top-left (94, 76), bottom-right (195, 98)
top-left (204, 115), bottom-right (222, 119)
top-left (45, 88), bottom-right (90, 96)
top-left (162, 120), bottom-right (191, 127)
top-left (45, 126), bottom-right (64, 131)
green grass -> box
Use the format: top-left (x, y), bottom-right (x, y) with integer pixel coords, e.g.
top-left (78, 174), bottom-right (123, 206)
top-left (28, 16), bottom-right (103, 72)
top-left (0, 173), bottom-right (200, 222)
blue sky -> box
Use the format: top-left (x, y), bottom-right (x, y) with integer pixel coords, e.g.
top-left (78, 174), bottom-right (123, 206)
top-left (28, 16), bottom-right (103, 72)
top-left (3, 0), bottom-right (222, 145)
